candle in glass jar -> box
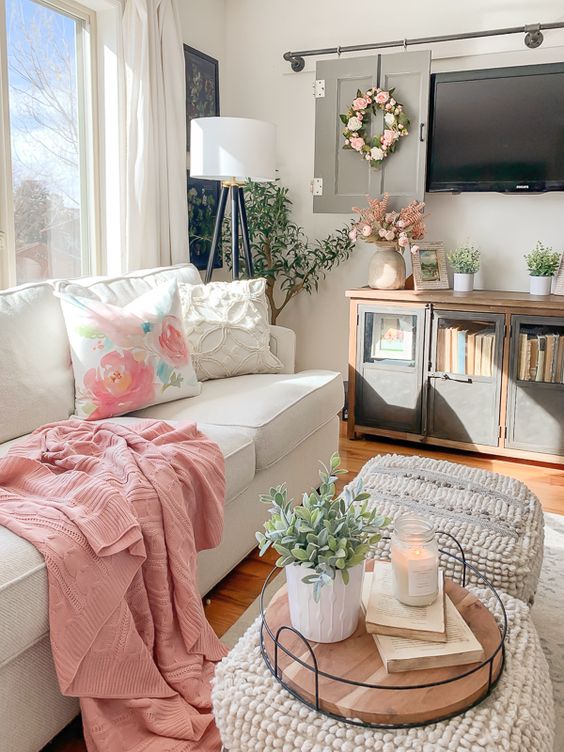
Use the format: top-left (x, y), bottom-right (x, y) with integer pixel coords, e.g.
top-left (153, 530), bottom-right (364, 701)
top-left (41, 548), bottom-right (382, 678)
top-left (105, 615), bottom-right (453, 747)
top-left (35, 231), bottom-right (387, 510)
top-left (391, 513), bottom-right (439, 606)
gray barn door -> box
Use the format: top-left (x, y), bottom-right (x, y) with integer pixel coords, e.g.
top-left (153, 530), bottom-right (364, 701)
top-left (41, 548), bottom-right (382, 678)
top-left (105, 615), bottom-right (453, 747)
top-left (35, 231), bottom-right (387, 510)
top-left (314, 51), bottom-right (431, 214)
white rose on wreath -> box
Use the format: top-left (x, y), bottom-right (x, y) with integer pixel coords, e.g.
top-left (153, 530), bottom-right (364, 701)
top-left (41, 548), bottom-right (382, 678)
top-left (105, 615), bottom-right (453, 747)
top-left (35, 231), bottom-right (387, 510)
top-left (341, 86), bottom-right (410, 169)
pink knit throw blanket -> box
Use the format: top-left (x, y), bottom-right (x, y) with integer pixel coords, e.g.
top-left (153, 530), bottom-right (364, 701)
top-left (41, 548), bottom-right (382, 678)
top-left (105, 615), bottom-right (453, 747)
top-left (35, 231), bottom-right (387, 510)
top-left (0, 419), bottom-right (228, 751)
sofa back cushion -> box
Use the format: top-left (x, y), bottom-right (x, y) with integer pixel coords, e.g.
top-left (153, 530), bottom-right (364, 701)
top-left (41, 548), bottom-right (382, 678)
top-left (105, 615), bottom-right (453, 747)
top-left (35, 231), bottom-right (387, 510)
top-left (82, 264), bottom-right (202, 305)
top-left (0, 283), bottom-right (75, 443)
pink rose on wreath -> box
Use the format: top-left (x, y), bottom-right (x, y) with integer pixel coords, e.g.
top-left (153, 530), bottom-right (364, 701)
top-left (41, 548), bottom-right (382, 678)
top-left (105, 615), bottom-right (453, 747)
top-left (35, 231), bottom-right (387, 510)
top-left (352, 97), bottom-right (369, 110)
top-left (158, 315), bottom-right (189, 366)
top-left (349, 136), bottom-right (365, 151)
top-left (83, 350), bottom-right (155, 420)
top-left (381, 129), bottom-right (398, 147)
top-left (375, 90), bottom-right (390, 104)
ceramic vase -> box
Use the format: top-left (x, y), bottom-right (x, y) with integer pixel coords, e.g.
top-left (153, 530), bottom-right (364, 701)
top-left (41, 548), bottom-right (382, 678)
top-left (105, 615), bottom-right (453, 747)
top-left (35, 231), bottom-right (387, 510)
top-left (285, 563), bottom-right (364, 643)
top-left (529, 275), bottom-right (552, 296)
top-left (453, 272), bottom-right (474, 292)
top-left (367, 242), bottom-right (406, 290)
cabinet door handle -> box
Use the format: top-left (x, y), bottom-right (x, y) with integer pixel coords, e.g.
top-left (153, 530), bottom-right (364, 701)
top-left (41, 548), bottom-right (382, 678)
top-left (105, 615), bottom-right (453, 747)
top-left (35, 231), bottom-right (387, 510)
top-left (429, 372), bottom-right (473, 384)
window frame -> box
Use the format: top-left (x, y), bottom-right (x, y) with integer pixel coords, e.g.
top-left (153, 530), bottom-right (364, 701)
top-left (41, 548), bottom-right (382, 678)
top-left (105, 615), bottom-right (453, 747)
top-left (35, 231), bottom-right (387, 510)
top-left (0, 0), bottom-right (104, 287)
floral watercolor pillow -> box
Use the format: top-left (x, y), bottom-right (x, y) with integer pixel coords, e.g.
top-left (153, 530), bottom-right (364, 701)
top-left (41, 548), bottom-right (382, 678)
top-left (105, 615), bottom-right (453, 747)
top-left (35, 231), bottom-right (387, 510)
top-left (56, 279), bottom-right (201, 419)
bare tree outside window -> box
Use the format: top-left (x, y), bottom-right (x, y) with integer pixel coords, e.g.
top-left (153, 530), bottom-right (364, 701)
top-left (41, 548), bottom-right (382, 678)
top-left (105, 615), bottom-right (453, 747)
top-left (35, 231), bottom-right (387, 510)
top-left (6, 0), bottom-right (86, 283)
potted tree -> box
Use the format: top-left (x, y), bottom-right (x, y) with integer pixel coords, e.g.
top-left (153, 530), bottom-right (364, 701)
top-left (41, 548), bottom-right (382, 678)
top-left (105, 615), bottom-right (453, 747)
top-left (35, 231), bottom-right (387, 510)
top-left (448, 244), bottom-right (480, 292)
top-left (525, 242), bottom-right (561, 296)
top-left (256, 453), bottom-right (389, 643)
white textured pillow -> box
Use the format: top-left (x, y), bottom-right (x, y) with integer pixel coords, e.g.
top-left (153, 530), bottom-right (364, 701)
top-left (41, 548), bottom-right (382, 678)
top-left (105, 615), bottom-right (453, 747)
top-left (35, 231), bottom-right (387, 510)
top-left (57, 279), bottom-right (201, 419)
top-left (179, 278), bottom-right (283, 381)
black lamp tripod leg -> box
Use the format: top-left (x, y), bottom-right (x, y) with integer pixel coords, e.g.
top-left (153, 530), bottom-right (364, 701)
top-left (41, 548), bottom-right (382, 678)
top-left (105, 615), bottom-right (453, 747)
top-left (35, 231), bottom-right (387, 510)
top-left (237, 188), bottom-right (254, 278)
top-left (205, 184), bottom-right (229, 284)
top-left (231, 186), bottom-right (240, 280)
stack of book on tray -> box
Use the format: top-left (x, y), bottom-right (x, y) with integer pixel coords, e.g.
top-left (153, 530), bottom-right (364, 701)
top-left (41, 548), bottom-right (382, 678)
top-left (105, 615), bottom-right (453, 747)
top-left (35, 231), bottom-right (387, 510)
top-left (436, 325), bottom-right (495, 377)
top-left (361, 562), bottom-right (484, 674)
top-left (518, 329), bottom-right (564, 383)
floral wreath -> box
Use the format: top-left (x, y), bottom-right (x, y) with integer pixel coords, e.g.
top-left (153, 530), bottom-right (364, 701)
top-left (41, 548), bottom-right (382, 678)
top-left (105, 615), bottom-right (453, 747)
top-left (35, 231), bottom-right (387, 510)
top-left (340, 87), bottom-right (410, 167)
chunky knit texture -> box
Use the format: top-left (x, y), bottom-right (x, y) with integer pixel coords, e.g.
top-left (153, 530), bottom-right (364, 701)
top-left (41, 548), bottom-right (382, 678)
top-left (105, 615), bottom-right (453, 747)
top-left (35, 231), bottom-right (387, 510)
top-left (213, 588), bottom-right (554, 751)
top-left (352, 454), bottom-right (544, 603)
top-left (0, 419), bottom-right (227, 752)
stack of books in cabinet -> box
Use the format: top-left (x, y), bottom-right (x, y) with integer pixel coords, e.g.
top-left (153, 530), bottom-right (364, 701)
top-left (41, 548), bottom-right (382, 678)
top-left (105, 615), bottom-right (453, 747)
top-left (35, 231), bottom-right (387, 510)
top-left (518, 329), bottom-right (564, 383)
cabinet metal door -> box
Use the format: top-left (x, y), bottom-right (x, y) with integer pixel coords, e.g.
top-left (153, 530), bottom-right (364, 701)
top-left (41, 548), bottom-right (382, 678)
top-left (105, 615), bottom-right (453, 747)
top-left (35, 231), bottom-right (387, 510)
top-left (427, 310), bottom-right (504, 446)
top-left (313, 51), bottom-right (430, 213)
top-left (356, 305), bottom-right (426, 434)
top-left (506, 315), bottom-right (564, 455)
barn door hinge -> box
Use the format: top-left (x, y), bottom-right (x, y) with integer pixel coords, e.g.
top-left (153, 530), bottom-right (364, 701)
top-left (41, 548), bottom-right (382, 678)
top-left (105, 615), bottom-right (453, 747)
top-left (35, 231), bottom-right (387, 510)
top-left (313, 79), bottom-right (326, 98)
top-left (311, 178), bottom-right (323, 196)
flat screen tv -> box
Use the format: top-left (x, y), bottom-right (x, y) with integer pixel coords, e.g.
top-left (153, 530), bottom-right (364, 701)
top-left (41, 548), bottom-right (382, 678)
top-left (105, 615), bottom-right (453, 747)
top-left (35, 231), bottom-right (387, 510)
top-left (427, 63), bottom-right (564, 193)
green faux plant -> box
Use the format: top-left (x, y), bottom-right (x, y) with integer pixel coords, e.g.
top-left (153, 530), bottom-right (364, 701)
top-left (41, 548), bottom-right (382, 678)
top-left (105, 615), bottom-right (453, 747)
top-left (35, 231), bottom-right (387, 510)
top-left (524, 242), bottom-right (561, 277)
top-left (448, 244), bottom-right (481, 274)
top-left (256, 453), bottom-right (389, 601)
top-left (219, 181), bottom-right (354, 324)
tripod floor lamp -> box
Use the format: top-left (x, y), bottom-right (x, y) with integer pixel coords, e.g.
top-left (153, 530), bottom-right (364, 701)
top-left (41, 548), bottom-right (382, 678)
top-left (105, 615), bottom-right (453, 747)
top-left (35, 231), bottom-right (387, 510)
top-left (190, 117), bottom-right (277, 283)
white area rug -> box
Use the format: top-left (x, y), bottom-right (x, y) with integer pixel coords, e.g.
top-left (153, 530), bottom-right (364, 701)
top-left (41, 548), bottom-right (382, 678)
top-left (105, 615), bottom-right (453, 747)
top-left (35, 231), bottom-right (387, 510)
top-left (221, 512), bottom-right (564, 749)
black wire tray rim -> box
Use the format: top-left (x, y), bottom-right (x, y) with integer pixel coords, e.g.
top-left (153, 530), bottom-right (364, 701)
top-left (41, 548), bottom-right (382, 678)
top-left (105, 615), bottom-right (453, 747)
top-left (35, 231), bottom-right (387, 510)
top-left (259, 534), bottom-right (508, 692)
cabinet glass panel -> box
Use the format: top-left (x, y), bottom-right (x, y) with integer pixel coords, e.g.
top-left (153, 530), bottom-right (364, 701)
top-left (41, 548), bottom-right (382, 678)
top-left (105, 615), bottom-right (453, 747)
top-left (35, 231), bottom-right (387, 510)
top-left (363, 312), bottom-right (417, 368)
top-left (515, 322), bottom-right (564, 384)
top-left (435, 317), bottom-right (498, 378)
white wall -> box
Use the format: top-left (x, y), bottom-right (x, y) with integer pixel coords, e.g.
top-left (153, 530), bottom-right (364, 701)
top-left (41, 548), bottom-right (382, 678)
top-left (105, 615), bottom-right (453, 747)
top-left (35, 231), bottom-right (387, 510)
top-left (178, 0), bottom-right (226, 67)
top-left (220, 0), bottom-right (564, 376)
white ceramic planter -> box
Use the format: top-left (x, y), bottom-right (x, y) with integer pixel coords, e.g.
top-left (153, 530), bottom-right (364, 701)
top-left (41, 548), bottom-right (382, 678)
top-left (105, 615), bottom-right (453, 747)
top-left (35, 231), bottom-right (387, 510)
top-left (529, 275), bottom-right (552, 296)
top-left (453, 272), bottom-right (474, 292)
top-left (285, 563), bottom-right (364, 643)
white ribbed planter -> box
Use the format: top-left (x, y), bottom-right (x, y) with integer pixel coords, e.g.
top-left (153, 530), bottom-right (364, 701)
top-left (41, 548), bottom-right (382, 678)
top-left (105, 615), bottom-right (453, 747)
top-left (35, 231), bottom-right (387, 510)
top-left (453, 272), bottom-right (474, 292)
top-left (529, 275), bottom-right (552, 296)
top-left (285, 563), bottom-right (363, 643)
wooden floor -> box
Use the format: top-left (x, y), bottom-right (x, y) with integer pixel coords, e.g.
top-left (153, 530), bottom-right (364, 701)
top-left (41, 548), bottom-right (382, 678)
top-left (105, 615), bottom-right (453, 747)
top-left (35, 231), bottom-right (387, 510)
top-left (43, 423), bottom-right (564, 750)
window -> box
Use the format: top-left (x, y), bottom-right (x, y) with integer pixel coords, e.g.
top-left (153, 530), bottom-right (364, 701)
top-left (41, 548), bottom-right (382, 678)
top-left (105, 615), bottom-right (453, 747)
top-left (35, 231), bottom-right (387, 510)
top-left (1, 0), bottom-right (98, 285)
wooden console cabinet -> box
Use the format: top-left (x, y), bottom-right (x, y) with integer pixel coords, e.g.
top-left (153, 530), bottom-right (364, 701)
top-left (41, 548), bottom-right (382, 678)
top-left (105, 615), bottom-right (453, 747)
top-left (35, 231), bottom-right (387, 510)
top-left (347, 288), bottom-right (564, 464)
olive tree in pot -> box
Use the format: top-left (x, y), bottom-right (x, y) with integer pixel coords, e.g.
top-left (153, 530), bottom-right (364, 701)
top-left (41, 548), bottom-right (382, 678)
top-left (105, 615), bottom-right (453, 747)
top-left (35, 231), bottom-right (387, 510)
top-left (524, 242), bottom-right (561, 296)
top-left (447, 244), bottom-right (480, 292)
top-left (256, 453), bottom-right (389, 643)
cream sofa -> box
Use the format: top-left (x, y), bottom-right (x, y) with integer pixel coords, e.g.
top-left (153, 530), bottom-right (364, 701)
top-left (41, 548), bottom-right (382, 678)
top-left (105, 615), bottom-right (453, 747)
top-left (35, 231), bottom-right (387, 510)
top-left (0, 264), bottom-right (343, 752)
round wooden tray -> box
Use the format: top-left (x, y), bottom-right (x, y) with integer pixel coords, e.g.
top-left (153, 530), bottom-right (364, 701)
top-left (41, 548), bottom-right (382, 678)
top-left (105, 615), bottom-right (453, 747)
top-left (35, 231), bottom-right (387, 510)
top-left (262, 560), bottom-right (504, 726)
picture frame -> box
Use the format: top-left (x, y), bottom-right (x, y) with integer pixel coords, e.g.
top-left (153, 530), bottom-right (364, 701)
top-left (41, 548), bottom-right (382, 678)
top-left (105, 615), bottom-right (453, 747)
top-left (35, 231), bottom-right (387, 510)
top-left (184, 44), bottom-right (220, 151)
top-left (412, 241), bottom-right (449, 291)
top-left (371, 314), bottom-right (415, 362)
top-left (553, 254), bottom-right (564, 296)
top-left (184, 44), bottom-right (220, 270)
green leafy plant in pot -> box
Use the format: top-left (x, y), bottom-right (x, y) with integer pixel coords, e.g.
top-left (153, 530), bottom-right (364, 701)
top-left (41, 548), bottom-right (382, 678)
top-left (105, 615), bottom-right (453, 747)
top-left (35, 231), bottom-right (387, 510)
top-left (256, 453), bottom-right (389, 643)
top-left (524, 242), bottom-right (561, 296)
top-left (448, 244), bottom-right (480, 292)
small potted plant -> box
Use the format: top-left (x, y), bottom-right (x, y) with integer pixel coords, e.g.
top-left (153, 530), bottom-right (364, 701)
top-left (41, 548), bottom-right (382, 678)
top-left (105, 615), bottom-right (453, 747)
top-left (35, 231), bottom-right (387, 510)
top-left (524, 242), bottom-right (561, 296)
top-left (256, 453), bottom-right (389, 643)
top-left (448, 243), bottom-right (480, 292)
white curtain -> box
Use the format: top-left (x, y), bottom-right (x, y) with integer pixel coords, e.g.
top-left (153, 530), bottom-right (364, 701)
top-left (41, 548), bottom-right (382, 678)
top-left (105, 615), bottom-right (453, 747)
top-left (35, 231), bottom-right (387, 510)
top-left (122, 0), bottom-right (188, 270)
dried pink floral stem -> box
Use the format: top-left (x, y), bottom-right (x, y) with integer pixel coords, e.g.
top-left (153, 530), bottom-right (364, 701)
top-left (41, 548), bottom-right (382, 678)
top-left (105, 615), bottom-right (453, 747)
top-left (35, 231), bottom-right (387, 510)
top-left (349, 193), bottom-right (427, 253)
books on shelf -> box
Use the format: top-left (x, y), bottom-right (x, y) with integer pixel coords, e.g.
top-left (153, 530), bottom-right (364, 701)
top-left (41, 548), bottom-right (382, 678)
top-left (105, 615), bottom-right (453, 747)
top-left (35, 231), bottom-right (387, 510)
top-left (437, 325), bottom-right (495, 377)
top-left (363, 562), bottom-right (446, 642)
top-left (361, 567), bottom-right (485, 674)
top-left (518, 328), bottom-right (564, 383)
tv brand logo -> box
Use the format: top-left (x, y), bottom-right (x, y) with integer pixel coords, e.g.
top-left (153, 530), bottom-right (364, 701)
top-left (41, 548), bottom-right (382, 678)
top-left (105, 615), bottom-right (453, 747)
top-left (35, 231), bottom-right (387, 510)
top-left (515, 185), bottom-right (530, 190)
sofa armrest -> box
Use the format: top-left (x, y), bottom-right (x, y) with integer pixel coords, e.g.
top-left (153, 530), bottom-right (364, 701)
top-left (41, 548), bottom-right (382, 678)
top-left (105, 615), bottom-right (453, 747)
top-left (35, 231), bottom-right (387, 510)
top-left (269, 325), bottom-right (296, 374)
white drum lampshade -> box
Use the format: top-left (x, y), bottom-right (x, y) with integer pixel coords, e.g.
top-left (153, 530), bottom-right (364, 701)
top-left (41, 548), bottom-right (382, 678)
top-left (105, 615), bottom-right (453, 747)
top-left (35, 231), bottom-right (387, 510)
top-left (190, 117), bottom-right (276, 182)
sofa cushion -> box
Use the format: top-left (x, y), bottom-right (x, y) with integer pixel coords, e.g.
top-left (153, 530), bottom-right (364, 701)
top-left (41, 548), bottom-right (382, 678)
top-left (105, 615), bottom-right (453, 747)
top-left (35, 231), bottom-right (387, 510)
top-left (0, 283), bottom-right (74, 444)
top-left (57, 280), bottom-right (201, 419)
top-left (81, 263), bottom-right (201, 305)
top-left (0, 420), bottom-right (255, 665)
top-left (131, 370), bottom-right (343, 469)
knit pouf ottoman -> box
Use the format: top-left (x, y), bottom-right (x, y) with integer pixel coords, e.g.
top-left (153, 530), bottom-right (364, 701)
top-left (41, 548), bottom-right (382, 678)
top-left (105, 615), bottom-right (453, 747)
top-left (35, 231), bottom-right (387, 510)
top-left (353, 454), bottom-right (544, 603)
top-left (212, 589), bottom-right (555, 752)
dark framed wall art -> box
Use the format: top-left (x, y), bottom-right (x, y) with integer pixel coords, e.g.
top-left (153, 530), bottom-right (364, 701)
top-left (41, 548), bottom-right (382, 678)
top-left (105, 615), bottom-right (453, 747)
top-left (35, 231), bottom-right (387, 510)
top-left (184, 44), bottom-right (221, 270)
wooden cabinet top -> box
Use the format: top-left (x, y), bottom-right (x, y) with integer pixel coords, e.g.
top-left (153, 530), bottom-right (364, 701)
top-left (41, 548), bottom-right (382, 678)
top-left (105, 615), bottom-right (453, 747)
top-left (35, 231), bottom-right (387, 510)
top-left (346, 287), bottom-right (564, 314)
